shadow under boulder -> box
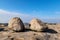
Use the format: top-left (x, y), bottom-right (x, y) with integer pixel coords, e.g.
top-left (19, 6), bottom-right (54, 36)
top-left (41, 27), bottom-right (58, 34)
top-left (0, 28), bottom-right (5, 31)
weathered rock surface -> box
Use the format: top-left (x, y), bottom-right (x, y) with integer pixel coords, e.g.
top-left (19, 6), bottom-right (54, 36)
top-left (8, 17), bottom-right (25, 32)
top-left (0, 31), bottom-right (59, 40)
top-left (30, 18), bottom-right (47, 31)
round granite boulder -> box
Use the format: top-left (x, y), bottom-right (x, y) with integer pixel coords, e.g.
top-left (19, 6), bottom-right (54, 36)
top-left (30, 18), bottom-right (47, 31)
top-left (8, 17), bottom-right (25, 32)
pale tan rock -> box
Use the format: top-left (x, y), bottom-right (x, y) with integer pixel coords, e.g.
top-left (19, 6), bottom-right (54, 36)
top-left (8, 17), bottom-right (25, 32)
top-left (30, 18), bottom-right (47, 31)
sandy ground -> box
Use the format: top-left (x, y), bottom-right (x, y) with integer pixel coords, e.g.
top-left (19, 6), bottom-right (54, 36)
top-left (0, 24), bottom-right (60, 40)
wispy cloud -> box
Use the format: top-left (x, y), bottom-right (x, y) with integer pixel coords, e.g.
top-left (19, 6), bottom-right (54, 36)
top-left (30, 10), bottom-right (60, 23)
top-left (0, 9), bottom-right (33, 23)
top-left (55, 12), bottom-right (60, 14)
top-left (0, 9), bottom-right (60, 23)
top-left (0, 9), bottom-right (29, 17)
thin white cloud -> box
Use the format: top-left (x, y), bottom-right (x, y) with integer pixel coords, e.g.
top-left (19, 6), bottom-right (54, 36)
top-left (0, 9), bottom-right (29, 17)
top-left (0, 9), bottom-right (33, 23)
top-left (55, 12), bottom-right (60, 14)
top-left (0, 9), bottom-right (60, 23)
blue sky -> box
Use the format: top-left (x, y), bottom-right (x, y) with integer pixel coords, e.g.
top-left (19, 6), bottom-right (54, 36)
top-left (0, 0), bottom-right (60, 23)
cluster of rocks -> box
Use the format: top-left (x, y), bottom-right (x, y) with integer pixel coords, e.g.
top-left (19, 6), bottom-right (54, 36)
top-left (5, 17), bottom-right (59, 33)
top-left (7, 17), bottom-right (49, 32)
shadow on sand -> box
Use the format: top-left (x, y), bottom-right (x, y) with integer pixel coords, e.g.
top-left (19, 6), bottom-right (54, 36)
top-left (0, 27), bottom-right (58, 34)
top-left (0, 28), bottom-right (5, 31)
top-left (41, 27), bottom-right (58, 34)
top-left (24, 27), bottom-right (58, 34)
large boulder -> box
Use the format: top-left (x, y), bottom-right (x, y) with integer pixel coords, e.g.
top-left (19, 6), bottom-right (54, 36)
top-left (30, 18), bottom-right (47, 31)
top-left (8, 17), bottom-right (25, 32)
